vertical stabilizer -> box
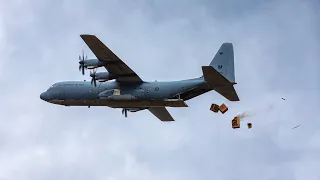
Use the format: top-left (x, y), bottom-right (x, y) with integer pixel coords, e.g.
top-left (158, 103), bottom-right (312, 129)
top-left (202, 43), bottom-right (239, 101)
top-left (209, 43), bottom-right (235, 83)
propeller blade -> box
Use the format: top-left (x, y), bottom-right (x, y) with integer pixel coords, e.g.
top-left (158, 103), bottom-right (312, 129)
top-left (78, 50), bottom-right (87, 75)
top-left (90, 70), bottom-right (97, 86)
top-left (82, 50), bottom-right (84, 60)
top-left (91, 77), bottom-right (96, 86)
top-left (90, 76), bottom-right (94, 84)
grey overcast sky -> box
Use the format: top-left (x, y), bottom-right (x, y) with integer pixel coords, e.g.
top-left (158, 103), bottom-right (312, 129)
top-left (0, 0), bottom-right (320, 179)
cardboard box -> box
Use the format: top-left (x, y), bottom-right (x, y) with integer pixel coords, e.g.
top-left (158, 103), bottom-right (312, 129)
top-left (247, 123), bottom-right (252, 129)
top-left (219, 103), bottom-right (228, 114)
top-left (232, 117), bottom-right (240, 129)
top-left (210, 104), bottom-right (220, 113)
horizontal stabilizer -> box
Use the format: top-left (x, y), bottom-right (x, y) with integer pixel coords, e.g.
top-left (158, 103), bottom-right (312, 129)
top-left (202, 66), bottom-right (239, 101)
top-left (202, 66), bottom-right (235, 86)
top-left (148, 107), bottom-right (175, 121)
top-left (214, 86), bottom-right (239, 101)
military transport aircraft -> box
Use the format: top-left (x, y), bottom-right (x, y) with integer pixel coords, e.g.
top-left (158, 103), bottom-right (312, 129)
top-left (40, 34), bottom-right (240, 121)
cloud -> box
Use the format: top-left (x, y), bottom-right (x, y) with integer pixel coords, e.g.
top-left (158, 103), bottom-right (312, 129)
top-left (0, 0), bottom-right (319, 179)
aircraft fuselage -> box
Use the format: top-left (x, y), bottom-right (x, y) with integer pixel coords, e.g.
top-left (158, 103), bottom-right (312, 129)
top-left (40, 78), bottom-right (205, 108)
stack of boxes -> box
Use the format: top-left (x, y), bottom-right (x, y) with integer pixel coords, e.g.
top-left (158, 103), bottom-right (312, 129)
top-left (210, 103), bottom-right (228, 114)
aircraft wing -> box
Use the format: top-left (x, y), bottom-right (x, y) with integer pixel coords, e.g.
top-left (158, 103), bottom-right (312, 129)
top-left (80, 34), bottom-right (143, 84)
top-left (148, 107), bottom-right (175, 121)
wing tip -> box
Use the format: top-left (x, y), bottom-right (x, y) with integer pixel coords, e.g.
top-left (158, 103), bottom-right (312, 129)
top-left (161, 119), bottom-right (175, 122)
top-left (80, 34), bottom-right (95, 37)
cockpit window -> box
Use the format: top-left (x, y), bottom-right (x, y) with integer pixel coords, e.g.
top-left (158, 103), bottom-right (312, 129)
top-left (49, 83), bottom-right (59, 88)
top-left (50, 84), bottom-right (57, 88)
top-left (49, 83), bottom-right (85, 89)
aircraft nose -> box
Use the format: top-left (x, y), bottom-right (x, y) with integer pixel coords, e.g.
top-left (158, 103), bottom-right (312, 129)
top-left (40, 92), bottom-right (47, 101)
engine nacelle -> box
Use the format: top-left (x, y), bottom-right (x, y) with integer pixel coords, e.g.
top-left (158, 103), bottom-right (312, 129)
top-left (83, 59), bottom-right (108, 69)
top-left (92, 72), bottom-right (116, 82)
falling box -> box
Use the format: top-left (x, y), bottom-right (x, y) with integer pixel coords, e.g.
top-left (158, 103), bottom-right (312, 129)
top-left (210, 104), bottom-right (220, 113)
top-left (232, 117), bottom-right (240, 129)
top-left (219, 103), bottom-right (228, 114)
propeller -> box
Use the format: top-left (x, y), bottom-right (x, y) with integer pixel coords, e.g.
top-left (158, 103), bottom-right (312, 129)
top-left (78, 50), bottom-right (88, 75)
top-left (90, 69), bottom-right (97, 87)
top-left (122, 108), bottom-right (128, 118)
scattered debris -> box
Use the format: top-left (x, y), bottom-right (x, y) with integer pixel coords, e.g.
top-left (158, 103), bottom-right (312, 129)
top-left (210, 103), bottom-right (229, 114)
top-left (229, 101), bottom-right (281, 130)
top-left (236, 111), bottom-right (252, 119)
top-left (232, 117), bottom-right (240, 129)
top-left (281, 98), bottom-right (286, 100)
top-left (292, 124), bottom-right (300, 129)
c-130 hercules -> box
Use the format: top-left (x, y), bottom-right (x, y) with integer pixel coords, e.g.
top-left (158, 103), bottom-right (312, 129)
top-left (40, 34), bottom-right (240, 121)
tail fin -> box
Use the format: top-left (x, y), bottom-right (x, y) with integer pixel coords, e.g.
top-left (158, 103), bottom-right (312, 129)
top-left (202, 43), bottom-right (240, 101)
top-left (209, 43), bottom-right (235, 83)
